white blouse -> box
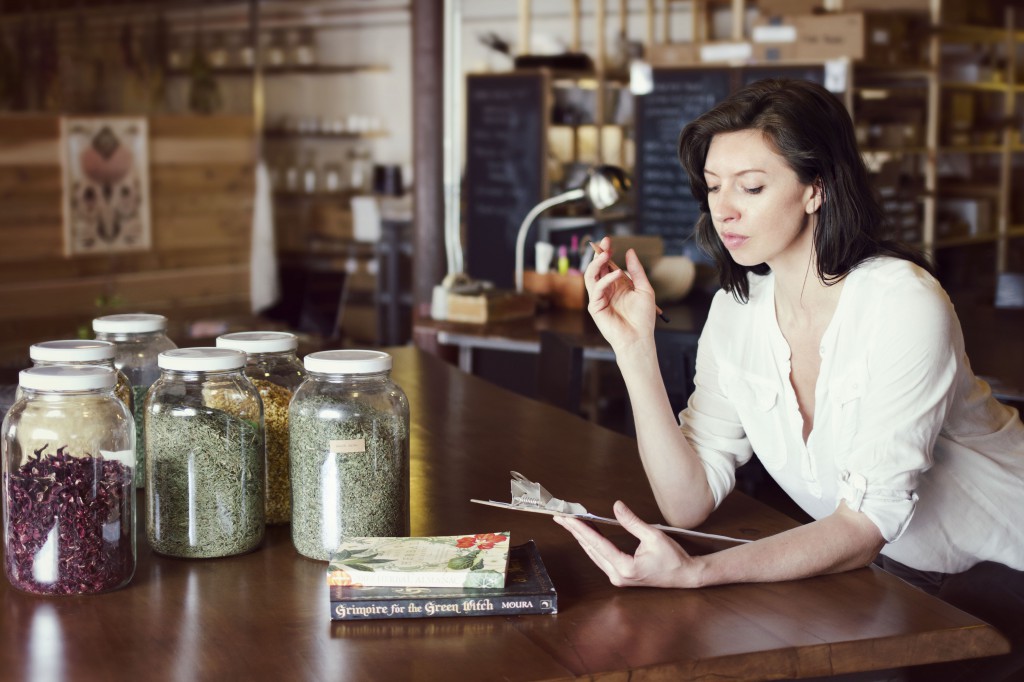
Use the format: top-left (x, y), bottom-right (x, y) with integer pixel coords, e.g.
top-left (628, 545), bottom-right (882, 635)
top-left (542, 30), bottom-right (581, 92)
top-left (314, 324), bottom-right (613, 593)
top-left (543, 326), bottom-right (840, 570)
top-left (680, 256), bottom-right (1024, 574)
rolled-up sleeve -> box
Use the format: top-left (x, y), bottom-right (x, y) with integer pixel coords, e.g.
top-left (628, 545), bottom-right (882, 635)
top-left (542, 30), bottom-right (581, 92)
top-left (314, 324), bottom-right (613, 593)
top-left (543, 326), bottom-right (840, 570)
top-left (833, 275), bottom-right (959, 542)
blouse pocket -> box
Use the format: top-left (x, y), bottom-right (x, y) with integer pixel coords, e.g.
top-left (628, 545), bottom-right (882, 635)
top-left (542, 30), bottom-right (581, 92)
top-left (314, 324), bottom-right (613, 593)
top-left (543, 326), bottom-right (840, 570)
top-left (830, 366), bottom-right (866, 464)
top-left (720, 368), bottom-right (783, 467)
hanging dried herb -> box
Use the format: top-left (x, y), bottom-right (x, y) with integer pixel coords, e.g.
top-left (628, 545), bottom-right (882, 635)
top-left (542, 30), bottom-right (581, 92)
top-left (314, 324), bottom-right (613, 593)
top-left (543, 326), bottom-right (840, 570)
top-left (4, 446), bottom-right (134, 596)
top-left (187, 30), bottom-right (221, 115)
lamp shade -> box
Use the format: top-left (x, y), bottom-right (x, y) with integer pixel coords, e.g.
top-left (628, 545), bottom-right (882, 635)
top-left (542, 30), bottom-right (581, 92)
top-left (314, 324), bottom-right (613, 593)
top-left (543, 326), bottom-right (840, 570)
top-left (514, 165), bottom-right (631, 292)
top-left (583, 165), bottom-right (631, 211)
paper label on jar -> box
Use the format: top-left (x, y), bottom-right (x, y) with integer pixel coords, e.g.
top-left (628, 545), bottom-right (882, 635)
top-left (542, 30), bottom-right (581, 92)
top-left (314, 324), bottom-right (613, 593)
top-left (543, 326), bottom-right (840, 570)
top-left (330, 439), bottom-right (366, 454)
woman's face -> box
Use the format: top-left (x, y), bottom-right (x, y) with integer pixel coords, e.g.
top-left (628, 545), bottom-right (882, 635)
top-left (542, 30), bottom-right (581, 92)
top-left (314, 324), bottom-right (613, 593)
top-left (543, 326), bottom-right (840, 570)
top-left (703, 129), bottom-right (820, 271)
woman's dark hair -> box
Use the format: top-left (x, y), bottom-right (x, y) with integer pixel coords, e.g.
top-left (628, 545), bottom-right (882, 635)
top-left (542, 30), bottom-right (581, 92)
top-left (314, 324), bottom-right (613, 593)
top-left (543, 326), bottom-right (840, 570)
top-left (678, 78), bottom-right (932, 302)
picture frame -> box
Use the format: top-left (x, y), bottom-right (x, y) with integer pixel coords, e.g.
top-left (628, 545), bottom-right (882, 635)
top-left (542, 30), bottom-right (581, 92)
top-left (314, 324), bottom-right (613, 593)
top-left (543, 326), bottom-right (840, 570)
top-left (60, 117), bottom-right (152, 256)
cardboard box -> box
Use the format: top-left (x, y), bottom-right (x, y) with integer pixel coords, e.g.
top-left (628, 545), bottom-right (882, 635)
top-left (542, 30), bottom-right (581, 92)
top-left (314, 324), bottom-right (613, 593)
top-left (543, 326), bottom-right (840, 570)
top-left (839, 0), bottom-right (930, 10)
top-left (646, 42), bottom-right (752, 66)
top-left (523, 271), bottom-right (586, 310)
top-left (752, 12), bottom-right (925, 65)
top-left (311, 201), bottom-right (354, 240)
top-left (753, 13), bottom-right (865, 61)
top-left (758, 0), bottom-right (826, 16)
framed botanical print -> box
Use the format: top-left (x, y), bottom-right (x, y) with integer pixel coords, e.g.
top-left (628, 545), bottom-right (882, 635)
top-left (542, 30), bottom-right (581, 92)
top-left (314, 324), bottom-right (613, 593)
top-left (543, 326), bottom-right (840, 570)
top-left (60, 117), bottom-right (152, 256)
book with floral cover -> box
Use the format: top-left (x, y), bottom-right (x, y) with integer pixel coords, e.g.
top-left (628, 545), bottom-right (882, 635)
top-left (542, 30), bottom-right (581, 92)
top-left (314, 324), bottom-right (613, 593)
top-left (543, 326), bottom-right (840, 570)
top-left (326, 532), bottom-right (511, 589)
top-left (330, 540), bottom-right (556, 621)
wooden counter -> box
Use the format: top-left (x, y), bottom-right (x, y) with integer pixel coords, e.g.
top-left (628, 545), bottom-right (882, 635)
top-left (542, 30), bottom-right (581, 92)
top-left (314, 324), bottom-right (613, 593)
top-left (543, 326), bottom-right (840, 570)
top-left (0, 347), bottom-right (1009, 680)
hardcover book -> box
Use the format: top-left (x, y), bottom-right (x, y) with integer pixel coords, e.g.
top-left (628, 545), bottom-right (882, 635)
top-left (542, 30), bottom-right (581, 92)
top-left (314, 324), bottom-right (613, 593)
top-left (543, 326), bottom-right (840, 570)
top-left (330, 540), bottom-right (557, 621)
top-left (326, 532), bottom-right (511, 589)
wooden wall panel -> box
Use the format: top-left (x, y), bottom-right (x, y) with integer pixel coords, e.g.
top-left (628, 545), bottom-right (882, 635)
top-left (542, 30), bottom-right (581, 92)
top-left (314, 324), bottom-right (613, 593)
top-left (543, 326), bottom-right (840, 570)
top-left (0, 114), bottom-right (256, 363)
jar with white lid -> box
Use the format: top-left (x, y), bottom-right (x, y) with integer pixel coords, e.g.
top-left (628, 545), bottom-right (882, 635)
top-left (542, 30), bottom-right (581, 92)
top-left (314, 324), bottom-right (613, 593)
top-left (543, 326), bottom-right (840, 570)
top-left (146, 348), bottom-right (265, 558)
top-left (21, 339), bottom-right (134, 414)
top-left (93, 313), bottom-right (178, 488)
top-left (216, 331), bottom-right (306, 525)
top-left (289, 350), bottom-right (409, 561)
top-left (2, 365), bottom-right (135, 595)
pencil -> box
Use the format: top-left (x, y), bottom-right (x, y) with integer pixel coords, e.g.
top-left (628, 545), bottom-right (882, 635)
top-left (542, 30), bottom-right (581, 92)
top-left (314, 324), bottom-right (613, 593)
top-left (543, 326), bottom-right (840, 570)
top-left (589, 241), bottom-right (671, 323)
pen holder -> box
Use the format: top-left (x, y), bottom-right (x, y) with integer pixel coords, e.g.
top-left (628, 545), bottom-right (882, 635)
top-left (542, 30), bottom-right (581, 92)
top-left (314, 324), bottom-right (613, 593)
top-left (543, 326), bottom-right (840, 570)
top-left (523, 271), bottom-right (585, 310)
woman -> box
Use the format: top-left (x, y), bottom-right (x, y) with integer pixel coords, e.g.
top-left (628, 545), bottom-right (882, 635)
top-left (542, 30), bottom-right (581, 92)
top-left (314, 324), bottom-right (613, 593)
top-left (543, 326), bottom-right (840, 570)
top-left (554, 79), bottom-right (1024, 680)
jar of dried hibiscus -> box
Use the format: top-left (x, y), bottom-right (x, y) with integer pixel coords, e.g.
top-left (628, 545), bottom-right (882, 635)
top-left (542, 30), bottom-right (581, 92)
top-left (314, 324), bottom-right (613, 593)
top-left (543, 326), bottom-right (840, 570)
top-left (2, 365), bottom-right (136, 595)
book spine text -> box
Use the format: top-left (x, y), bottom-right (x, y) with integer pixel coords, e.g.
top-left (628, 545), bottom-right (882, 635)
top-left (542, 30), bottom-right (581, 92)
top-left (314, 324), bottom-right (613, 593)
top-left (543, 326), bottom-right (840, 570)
top-left (330, 595), bottom-right (556, 620)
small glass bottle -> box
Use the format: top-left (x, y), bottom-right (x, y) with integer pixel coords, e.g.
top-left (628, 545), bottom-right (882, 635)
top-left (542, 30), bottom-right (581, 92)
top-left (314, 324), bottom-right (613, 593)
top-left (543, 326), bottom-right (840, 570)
top-left (216, 332), bottom-right (306, 525)
top-left (2, 366), bottom-right (135, 595)
top-left (289, 350), bottom-right (409, 561)
top-left (146, 348), bottom-right (265, 559)
top-left (93, 313), bottom-right (177, 488)
top-left (22, 339), bottom-right (134, 415)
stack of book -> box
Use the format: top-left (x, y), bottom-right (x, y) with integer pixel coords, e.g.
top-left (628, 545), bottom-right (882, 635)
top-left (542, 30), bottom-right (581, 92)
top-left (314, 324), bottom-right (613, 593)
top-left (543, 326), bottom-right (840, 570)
top-left (327, 533), bottom-right (557, 621)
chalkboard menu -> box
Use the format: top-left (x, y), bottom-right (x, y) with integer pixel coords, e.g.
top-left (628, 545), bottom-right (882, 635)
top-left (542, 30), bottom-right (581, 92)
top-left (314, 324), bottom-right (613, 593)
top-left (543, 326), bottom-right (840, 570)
top-left (464, 72), bottom-right (547, 289)
top-left (634, 69), bottom-right (731, 258)
top-left (634, 65), bottom-right (825, 257)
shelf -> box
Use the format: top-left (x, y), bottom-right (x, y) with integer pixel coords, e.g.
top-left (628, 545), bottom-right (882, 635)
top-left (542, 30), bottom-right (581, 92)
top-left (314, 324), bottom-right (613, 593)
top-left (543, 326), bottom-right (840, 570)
top-left (854, 65), bottom-right (934, 81)
top-left (550, 122), bottom-right (629, 130)
top-left (861, 147), bottom-right (929, 155)
top-left (934, 233), bottom-right (1001, 248)
top-left (941, 81), bottom-right (1014, 93)
top-left (263, 130), bottom-right (388, 140)
top-left (940, 24), bottom-right (1024, 45)
top-left (170, 64), bottom-right (390, 77)
top-left (273, 190), bottom-right (359, 202)
top-left (935, 183), bottom-right (1002, 199)
top-left (262, 64), bottom-right (390, 76)
top-left (938, 145), bottom-right (1007, 154)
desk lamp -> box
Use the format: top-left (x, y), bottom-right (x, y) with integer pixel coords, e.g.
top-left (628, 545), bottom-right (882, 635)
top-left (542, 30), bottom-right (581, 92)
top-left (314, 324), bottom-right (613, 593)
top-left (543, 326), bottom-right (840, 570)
top-left (514, 165), bottom-right (631, 292)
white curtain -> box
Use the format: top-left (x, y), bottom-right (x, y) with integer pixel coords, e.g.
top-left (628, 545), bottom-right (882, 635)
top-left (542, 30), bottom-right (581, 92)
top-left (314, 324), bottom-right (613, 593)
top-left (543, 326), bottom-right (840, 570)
top-left (250, 161), bottom-right (279, 314)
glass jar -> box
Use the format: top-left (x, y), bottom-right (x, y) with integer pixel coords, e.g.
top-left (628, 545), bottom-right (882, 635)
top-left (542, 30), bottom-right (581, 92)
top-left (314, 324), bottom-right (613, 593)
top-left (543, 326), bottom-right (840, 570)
top-left (2, 366), bottom-right (135, 595)
top-left (93, 313), bottom-right (178, 489)
top-left (20, 339), bottom-right (134, 414)
top-left (289, 350), bottom-right (409, 561)
top-left (216, 332), bottom-right (306, 525)
top-left (146, 348), bottom-right (265, 559)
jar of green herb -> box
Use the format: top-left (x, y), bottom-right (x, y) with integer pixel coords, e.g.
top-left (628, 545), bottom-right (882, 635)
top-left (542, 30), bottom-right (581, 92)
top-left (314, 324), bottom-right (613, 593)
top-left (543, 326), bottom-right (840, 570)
top-left (216, 331), bottom-right (306, 526)
top-left (93, 313), bottom-right (177, 489)
top-left (289, 350), bottom-right (409, 561)
top-left (20, 339), bottom-right (134, 414)
top-left (3, 366), bottom-right (135, 595)
top-left (146, 348), bottom-right (265, 559)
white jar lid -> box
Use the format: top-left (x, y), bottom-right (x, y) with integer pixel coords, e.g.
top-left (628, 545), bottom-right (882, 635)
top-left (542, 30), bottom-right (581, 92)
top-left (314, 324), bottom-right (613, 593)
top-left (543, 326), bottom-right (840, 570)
top-left (304, 349), bottom-right (392, 374)
top-left (19, 365), bottom-right (117, 391)
top-left (30, 339), bottom-right (116, 362)
top-left (158, 348), bottom-right (246, 372)
top-left (93, 313), bottom-right (168, 334)
top-left (217, 331), bottom-right (298, 354)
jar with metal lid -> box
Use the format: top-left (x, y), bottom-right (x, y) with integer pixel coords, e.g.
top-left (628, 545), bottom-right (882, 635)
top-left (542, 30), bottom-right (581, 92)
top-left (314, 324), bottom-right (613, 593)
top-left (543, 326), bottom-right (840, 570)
top-left (93, 313), bottom-right (178, 488)
top-left (2, 366), bottom-right (135, 595)
top-left (146, 348), bottom-right (265, 558)
top-left (289, 350), bottom-right (409, 561)
top-left (216, 331), bottom-right (306, 525)
top-left (20, 339), bottom-right (134, 414)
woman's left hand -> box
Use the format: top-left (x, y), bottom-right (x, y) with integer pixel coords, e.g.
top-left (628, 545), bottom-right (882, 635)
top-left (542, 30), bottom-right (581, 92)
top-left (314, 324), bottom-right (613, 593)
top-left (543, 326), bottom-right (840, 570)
top-left (554, 500), bottom-right (704, 588)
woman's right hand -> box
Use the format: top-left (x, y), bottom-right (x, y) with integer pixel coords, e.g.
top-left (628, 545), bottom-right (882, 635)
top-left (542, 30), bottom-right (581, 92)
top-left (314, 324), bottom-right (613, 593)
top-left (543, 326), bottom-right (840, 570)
top-left (584, 237), bottom-right (659, 352)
